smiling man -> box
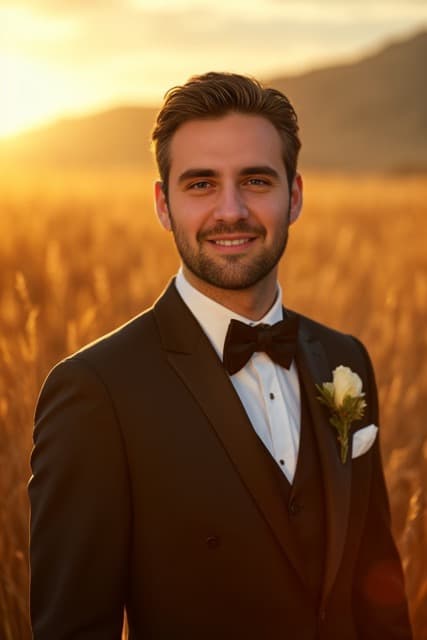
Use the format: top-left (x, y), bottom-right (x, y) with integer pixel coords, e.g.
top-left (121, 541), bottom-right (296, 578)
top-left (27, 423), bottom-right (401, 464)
top-left (29, 72), bottom-right (412, 639)
top-left (155, 112), bottom-right (301, 313)
top-left (155, 112), bottom-right (302, 315)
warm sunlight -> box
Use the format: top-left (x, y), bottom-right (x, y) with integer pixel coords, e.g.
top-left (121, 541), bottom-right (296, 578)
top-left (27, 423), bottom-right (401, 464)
top-left (0, 54), bottom-right (64, 138)
top-left (1, 1), bottom-right (425, 140)
top-left (0, 2), bottom-right (81, 138)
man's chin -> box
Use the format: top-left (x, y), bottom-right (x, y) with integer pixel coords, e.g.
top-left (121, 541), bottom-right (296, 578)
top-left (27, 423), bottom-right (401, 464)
top-left (185, 264), bottom-right (275, 292)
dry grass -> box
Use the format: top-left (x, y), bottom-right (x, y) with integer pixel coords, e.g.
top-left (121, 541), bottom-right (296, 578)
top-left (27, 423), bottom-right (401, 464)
top-left (0, 170), bottom-right (426, 639)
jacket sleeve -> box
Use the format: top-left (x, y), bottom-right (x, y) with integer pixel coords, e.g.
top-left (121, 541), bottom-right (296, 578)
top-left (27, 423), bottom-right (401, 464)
top-left (29, 357), bottom-right (131, 639)
top-left (351, 338), bottom-right (413, 639)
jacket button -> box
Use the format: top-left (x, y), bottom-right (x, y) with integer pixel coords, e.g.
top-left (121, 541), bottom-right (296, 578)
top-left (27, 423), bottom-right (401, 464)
top-left (289, 499), bottom-right (301, 515)
top-left (206, 536), bottom-right (220, 549)
top-left (318, 607), bottom-right (326, 622)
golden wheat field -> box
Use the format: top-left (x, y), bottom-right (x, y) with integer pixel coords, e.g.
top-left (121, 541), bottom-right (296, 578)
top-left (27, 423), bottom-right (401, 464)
top-left (0, 169), bottom-right (426, 639)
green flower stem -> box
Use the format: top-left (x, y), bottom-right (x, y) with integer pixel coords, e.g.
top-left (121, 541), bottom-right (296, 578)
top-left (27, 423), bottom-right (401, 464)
top-left (316, 375), bottom-right (366, 465)
top-left (337, 426), bottom-right (349, 463)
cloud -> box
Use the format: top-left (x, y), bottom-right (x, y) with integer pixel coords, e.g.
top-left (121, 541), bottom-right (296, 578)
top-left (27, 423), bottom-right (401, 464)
top-left (4, 1), bottom-right (426, 61)
top-left (270, 0), bottom-right (427, 6)
top-left (36, 4), bottom-right (425, 58)
top-left (0, 0), bottom-right (123, 12)
top-left (1, 0), bottom-right (426, 109)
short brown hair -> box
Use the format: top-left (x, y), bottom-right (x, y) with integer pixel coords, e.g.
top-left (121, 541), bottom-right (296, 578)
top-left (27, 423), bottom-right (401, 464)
top-left (151, 71), bottom-right (301, 194)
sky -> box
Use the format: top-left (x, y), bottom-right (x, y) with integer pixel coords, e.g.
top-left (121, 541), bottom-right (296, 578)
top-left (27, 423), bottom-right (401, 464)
top-left (1, 0), bottom-right (426, 138)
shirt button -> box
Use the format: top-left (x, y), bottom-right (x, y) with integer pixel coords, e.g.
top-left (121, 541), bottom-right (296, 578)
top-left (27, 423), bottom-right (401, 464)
top-left (269, 392), bottom-right (275, 399)
top-left (289, 499), bottom-right (301, 515)
top-left (206, 536), bottom-right (220, 549)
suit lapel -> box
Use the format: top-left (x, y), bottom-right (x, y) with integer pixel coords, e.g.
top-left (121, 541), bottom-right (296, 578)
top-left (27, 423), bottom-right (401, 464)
top-left (296, 317), bottom-right (352, 605)
top-left (153, 282), bottom-right (310, 589)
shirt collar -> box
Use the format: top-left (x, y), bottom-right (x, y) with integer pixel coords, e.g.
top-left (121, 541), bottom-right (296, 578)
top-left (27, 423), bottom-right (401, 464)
top-left (175, 268), bottom-right (284, 360)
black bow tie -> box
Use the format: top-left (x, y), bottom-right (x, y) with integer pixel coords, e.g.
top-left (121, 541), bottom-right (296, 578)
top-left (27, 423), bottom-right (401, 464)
top-left (223, 315), bottom-right (299, 375)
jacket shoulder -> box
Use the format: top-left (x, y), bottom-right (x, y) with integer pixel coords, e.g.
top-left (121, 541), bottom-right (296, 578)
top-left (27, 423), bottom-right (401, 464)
top-left (295, 310), bottom-right (355, 345)
top-left (77, 307), bottom-right (157, 359)
top-left (295, 310), bottom-right (374, 375)
top-left (44, 307), bottom-right (159, 390)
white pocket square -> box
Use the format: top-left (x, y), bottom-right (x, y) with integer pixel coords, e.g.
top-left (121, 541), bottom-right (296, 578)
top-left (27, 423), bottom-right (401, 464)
top-left (352, 424), bottom-right (378, 459)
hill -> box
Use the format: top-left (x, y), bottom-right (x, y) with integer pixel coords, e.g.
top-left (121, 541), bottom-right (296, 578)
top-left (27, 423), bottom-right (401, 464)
top-left (268, 29), bottom-right (427, 172)
top-left (0, 106), bottom-right (158, 172)
top-left (1, 29), bottom-right (426, 173)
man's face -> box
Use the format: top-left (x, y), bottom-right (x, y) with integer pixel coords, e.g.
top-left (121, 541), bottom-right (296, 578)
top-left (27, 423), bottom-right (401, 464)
top-left (155, 112), bottom-right (302, 294)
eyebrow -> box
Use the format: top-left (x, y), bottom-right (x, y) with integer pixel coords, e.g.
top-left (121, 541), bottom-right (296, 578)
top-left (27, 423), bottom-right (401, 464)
top-left (177, 165), bottom-right (280, 184)
top-left (239, 166), bottom-right (279, 179)
top-left (177, 169), bottom-right (217, 184)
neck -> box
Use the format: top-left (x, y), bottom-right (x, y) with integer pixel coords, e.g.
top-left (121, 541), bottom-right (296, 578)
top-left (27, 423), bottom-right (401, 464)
top-left (182, 267), bottom-right (279, 321)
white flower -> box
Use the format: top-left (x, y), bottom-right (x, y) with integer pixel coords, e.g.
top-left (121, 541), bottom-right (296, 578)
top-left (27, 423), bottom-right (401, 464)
top-left (316, 365), bottom-right (367, 464)
top-left (332, 365), bottom-right (363, 407)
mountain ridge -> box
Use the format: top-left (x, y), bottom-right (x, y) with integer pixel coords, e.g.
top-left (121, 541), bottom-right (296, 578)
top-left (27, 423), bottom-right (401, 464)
top-left (1, 29), bottom-right (426, 173)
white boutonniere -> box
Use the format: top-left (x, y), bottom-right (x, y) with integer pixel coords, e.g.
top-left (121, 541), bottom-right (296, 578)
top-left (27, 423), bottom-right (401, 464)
top-left (316, 366), bottom-right (367, 463)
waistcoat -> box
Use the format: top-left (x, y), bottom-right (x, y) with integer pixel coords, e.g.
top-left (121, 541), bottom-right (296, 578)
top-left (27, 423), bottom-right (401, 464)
top-left (269, 380), bottom-right (326, 599)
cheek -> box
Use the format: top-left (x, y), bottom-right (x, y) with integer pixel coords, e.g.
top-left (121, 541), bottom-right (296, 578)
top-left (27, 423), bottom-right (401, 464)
top-left (171, 195), bottom-right (213, 227)
top-left (247, 189), bottom-right (289, 210)
top-left (250, 195), bottom-right (289, 225)
top-left (169, 207), bottom-right (206, 240)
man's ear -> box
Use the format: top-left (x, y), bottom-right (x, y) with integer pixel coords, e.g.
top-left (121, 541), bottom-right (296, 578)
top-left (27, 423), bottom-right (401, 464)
top-left (154, 181), bottom-right (172, 231)
top-left (289, 173), bottom-right (303, 225)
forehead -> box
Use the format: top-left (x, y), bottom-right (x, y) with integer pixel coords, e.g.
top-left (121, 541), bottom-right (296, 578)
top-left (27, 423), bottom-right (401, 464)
top-left (168, 113), bottom-right (285, 177)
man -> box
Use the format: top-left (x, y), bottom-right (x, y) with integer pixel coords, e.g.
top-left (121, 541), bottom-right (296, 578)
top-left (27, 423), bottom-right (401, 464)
top-left (29, 72), bottom-right (412, 639)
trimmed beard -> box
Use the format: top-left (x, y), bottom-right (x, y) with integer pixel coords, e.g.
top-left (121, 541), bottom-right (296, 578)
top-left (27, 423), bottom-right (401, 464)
top-left (168, 210), bottom-right (290, 291)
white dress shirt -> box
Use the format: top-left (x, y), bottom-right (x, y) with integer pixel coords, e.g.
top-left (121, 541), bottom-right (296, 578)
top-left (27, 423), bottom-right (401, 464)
top-left (175, 270), bottom-right (301, 483)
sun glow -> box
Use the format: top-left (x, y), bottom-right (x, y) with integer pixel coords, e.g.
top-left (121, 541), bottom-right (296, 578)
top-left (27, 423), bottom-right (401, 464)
top-left (0, 3), bottom-right (82, 138)
top-left (0, 1), bottom-right (425, 141)
top-left (0, 54), bottom-right (59, 137)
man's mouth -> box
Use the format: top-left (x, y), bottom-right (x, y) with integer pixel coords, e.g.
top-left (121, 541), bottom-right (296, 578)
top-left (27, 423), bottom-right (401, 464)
top-left (212, 238), bottom-right (254, 247)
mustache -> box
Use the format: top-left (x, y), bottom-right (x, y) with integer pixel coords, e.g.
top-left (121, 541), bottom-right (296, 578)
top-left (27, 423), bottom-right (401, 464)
top-left (197, 221), bottom-right (266, 241)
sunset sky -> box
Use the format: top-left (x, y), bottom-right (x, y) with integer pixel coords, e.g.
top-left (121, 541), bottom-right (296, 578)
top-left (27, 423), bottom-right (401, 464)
top-left (1, 0), bottom-right (426, 138)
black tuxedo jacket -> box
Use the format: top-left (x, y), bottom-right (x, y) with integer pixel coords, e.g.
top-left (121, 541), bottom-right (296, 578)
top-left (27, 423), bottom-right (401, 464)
top-left (29, 281), bottom-right (412, 639)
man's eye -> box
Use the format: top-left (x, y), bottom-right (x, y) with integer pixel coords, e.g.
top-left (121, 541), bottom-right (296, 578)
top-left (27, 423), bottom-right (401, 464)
top-left (246, 178), bottom-right (269, 186)
top-left (188, 181), bottom-right (212, 190)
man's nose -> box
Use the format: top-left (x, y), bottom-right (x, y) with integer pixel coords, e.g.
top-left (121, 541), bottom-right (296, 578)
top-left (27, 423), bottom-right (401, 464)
top-left (213, 185), bottom-right (248, 222)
